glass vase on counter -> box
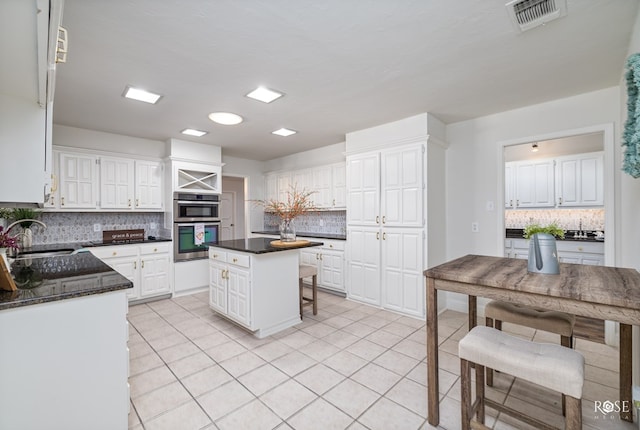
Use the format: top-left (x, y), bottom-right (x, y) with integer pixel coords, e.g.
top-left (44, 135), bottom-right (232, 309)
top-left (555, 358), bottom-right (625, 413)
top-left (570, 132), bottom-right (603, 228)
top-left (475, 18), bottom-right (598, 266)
top-left (279, 219), bottom-right (296, 242)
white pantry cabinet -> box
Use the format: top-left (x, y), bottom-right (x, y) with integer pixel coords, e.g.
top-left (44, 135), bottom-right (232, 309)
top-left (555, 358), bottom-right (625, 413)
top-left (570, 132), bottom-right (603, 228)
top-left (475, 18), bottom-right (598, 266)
top-left (90, 243), bottom-right (172, 301)
top-left (555, 152), bottom-right (604, 207)
top-left (346, 143), bottom-right (425, 317)
top-left (299, 239), bottom-right (345, 293)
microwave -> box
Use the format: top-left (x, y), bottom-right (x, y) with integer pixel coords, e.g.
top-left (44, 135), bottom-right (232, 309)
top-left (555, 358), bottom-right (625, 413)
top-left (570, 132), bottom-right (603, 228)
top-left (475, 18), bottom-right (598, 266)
top-left (173, 193), bottom-right (219, 222)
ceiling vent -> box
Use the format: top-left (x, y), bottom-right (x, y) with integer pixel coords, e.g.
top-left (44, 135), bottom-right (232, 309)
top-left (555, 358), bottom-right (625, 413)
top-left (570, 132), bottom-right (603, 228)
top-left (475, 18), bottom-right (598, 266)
top-left (506, 0), bottom-right (568, 32)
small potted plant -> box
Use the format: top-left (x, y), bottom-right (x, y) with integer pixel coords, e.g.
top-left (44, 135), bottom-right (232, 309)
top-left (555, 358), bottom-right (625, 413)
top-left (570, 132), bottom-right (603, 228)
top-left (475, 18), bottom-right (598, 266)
top-left (523, 222), bottom-right (564, 274)
top-left (8, 208), bottom-right (41, 248)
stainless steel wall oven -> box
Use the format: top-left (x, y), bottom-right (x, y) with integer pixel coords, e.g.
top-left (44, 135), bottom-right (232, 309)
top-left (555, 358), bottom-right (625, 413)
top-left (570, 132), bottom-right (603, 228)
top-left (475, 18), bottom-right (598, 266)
top-left (173, 193), bottom-right (220, 261)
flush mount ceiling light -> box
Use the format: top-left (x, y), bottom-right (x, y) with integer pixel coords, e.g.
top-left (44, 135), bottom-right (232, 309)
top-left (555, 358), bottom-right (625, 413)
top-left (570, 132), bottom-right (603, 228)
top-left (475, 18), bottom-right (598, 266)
top-left (272, 128), bottom-right (297, 137)
top-left (246, 87), bottom-right (284, 103)
top-left (123, 86), bottom-right (162, 104)
top-left (181, 128), bottom-right (208, 137)
top-left (208, 112), bottom-right (243, 125)
top-left (531, 143), bottom-right (539, 152)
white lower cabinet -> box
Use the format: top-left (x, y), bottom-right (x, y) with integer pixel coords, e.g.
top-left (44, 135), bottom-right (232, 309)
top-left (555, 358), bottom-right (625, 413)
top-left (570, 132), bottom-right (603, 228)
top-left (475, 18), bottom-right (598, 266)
top-left (208, 246), bottom-right (301, 338)
top-left (299, 239), bottom-right (345, 293)
top-left (505, 238), bottom-right (604, 266)
top-left (347, 227), bottom-right (424, 317)
top-left (90, 243), bottom-right (172, 301)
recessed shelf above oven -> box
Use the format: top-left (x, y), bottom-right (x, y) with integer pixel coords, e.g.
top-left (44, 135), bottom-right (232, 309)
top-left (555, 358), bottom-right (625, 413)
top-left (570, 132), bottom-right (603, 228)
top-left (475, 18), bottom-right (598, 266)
top-left (171, 160), bottom-right (223, 194)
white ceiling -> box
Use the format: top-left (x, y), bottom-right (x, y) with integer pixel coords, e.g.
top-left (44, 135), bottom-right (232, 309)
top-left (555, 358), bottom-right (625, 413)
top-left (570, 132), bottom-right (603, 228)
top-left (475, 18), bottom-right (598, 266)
top-left (53, 0), bottom-right (639, 161)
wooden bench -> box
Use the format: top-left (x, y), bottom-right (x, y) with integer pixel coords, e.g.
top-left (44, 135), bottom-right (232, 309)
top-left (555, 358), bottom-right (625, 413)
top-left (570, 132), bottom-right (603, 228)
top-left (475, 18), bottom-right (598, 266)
top-left (459, 326), bottom-right (584, 430)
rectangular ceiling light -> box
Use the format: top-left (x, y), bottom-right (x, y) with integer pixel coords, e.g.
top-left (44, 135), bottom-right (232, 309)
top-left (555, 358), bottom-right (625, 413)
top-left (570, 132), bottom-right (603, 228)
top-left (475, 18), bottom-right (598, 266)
top-left (181, 128), bottom-right (208, 137)
top-left (272, 128), bottom-right (297, 137)
top-left (246, 87), bottom-right (284, 103)
top-left (123, 86), bottom-right (162, 104)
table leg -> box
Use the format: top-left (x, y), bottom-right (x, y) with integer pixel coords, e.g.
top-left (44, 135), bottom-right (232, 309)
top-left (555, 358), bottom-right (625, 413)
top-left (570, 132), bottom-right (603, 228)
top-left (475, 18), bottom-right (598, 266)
top-left (620, 323), bottom-right (633, 422)
top-left (468, 295), bottom-right (477, 330)
top-left (427, 277), bottom-right (439, 426)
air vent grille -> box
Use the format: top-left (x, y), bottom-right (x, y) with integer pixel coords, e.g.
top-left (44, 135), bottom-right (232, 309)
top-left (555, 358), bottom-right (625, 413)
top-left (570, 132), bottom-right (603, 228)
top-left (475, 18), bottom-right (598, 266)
top-left (506, 0), bottom-right (567, 32)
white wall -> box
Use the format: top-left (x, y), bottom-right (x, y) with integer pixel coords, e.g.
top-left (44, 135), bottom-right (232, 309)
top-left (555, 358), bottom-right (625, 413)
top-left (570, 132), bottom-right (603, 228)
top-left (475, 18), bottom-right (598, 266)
top-left (263, 142), bottom-right (346, 172)
top-left (166, 138), bottom-right (221, 163)
top-left (221, 155), bottom-right (266, 233)
top-left (445, 87), bottom-right (621, 262)
top-left (53, 125), bottom-right (166, 158)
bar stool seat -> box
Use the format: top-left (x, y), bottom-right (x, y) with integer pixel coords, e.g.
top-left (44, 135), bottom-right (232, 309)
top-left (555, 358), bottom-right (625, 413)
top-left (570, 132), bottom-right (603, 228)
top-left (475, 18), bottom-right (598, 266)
top-left (299, 264), bottom-right (317, 318)
top-left (459, 326), bottom-right (584, 430)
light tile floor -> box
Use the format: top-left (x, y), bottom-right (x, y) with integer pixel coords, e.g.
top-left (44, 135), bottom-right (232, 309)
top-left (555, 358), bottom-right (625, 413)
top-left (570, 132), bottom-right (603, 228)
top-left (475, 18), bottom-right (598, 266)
top-left (127, 289), bottom-right (636, 430)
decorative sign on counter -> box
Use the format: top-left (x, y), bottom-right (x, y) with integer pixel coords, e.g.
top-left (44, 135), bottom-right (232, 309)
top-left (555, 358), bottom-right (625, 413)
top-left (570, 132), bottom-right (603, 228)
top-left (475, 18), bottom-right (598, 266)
top-left (102, 229), bottom-right (145, 244)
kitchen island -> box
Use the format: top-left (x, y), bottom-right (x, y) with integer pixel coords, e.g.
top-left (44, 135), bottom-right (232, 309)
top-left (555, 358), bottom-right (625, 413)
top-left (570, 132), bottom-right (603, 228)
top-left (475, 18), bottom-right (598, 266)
top-left (207, 238), bottom-right (322, 338)
top-left (0, 253), bottom-right (132, 430)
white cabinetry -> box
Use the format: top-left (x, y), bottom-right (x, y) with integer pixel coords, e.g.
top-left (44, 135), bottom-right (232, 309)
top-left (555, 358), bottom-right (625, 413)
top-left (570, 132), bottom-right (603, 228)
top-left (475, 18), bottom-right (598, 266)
top-left (299, 239), bottom-right (345, 293)
top-left (504, 238), bottom-right (604, 266)
top-left (208, 246), bottom-right (301, 338)
top-left (505, 163), bottom-right (515, 208)
top-left (513, 160), bottom-right (555, 208)
top-left (555, 152), bottom-right (604, 207)
top-left (135, 160), bottom-right (163, 209)
top-left (331, 163), bottom-right (347, 208)
top-left (346, 144), bottom-right (425, 317)
top-left (90, 243), bottom-right (172, 301)
top-left (100, 156), bottom-right (134, 209)
top-left (59, 151), bottom-right (98, 209)
top-left (173, 160), bottom-right (222, 194)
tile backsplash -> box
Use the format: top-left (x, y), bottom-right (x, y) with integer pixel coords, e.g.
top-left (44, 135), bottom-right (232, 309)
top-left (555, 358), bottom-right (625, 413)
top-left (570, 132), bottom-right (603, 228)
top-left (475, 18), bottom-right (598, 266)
top-left (16, 212), bottom-right (165, 245)
top-left (505, 208), bottom-right (605, 231)
top-left (264, 210), bottom-right (346, 235)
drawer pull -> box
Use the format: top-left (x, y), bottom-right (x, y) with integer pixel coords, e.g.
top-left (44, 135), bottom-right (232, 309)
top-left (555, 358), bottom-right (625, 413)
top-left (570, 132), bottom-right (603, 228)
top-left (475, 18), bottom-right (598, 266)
top-left (112, 251), bottom-right (117, 256)
top-left (233, 258), bottom-right (238, 263)
top-left (154, 248), bottom-right (157, 252)
top-left (329, 244), bottom-right (333, 248)
top-left (213, 253), bottom-right (218, 258)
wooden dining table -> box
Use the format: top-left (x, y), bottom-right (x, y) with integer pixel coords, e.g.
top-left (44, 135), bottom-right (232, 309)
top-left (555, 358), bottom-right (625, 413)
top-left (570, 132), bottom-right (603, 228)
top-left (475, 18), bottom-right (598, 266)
top-left (424, 254), bottom-right (640, 426)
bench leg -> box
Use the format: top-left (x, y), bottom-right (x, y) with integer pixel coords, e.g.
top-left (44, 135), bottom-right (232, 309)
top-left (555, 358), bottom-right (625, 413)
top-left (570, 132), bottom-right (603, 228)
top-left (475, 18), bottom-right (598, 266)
top-left (560, 335), bottom-right (573, 416)
top-left (312, 274), bottom-right (317, 315)
top-left (485, 317), bottom-right (494, 387)
top-left (475, 363), bottom-right (485, 424)
top-left (564, 396), bottom-right (582, 430)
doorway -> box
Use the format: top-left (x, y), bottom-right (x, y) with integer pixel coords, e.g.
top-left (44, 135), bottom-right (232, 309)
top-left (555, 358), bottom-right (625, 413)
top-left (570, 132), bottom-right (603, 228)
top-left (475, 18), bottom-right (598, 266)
top-left (221, 176), bottom-right (246, 240)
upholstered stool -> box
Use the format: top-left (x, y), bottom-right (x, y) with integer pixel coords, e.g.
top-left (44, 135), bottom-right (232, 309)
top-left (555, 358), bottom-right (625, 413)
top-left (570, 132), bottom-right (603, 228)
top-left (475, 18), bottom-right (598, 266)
top-left (459, 326), bottom-right (584, 430)
top-left (484, 300), bottom-right (575, 381)
top-left (298, 264), bottom-right (317, 318)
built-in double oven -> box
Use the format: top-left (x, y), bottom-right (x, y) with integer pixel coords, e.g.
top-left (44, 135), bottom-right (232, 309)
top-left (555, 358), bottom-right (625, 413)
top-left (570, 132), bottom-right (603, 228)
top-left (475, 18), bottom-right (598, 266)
top-left (173, 192), bottom-right (220, 261)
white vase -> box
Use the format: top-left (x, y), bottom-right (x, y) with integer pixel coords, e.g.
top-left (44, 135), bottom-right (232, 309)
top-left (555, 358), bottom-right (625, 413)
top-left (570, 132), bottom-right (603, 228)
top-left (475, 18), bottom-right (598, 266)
top-left (21, 227), bottom-right (33, 248)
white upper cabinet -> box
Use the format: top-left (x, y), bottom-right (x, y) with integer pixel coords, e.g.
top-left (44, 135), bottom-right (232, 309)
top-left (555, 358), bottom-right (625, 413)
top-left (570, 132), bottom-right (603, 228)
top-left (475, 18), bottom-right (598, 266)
top-left (265, 173), bottom-right (278, 202)
top-left (381, 146), bottom-right (423, 227)
top-left (59, 152), bottom-right (98, 209)
top-left (100, 157), bottom-right (134, 209)
top-left (311, 165), bottom-right (332, 208)
top-left (135, 160), bottom-right (163, 209)
top-left (331, 163), bottom-right (347, 208)
top-left (514, 160), bottom-right (555, 208)
top-left (347, 152), bottom-right (380, 225)
top-left (505, 163), bottom-right (515, 208)
top-left (555, 152), bottom-right (604, 207)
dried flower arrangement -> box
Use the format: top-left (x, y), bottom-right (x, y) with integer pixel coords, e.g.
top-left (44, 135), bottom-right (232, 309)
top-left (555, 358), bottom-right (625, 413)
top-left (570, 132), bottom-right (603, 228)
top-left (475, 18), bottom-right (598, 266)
top-left (254, 185), bottom-right (317, 221)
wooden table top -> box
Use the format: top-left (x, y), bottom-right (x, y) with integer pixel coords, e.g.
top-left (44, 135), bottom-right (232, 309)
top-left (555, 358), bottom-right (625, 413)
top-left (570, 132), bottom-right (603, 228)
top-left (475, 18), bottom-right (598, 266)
top-left (424, 254), bottom-right (640, 312)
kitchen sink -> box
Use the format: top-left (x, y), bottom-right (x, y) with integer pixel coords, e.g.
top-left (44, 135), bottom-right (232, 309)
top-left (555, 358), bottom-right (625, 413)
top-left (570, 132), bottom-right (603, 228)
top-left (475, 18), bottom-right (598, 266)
top-left (14, 249), bottom-right (76, 259)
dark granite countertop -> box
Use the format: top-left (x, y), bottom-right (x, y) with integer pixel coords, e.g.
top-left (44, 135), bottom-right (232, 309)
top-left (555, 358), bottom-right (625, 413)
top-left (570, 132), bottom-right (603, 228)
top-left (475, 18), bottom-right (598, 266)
top-left (0, 253), bottom-right (133, 311)
top-left (252, 231), bottom-right (346, 241)
top-left (207, 238), bottom-right (323, 254)
top-left (505, 228), bottom-right (604, 242)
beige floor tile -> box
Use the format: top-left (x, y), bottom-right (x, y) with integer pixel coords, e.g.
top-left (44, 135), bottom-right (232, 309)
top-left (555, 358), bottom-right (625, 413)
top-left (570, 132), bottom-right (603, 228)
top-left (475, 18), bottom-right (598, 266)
top-left (392, 338), bottom-right (427, 361)
top-left (381, 321), bottom-right (419, 338)
top-left (129, 351), bottom-right (164, 376)
top-left (340, 308), bottom-right (370, 322)
top-left (348, 421), bottom-right (370, 430)
top-left (128, 303), bottom-right (152, 316)
top-left (324, 315), bottom-right (355, 329)
top-left (295, 363), bottom-right (346, 395)
top-left (271, 350), bottom-right (317, 377)
top-left (300, 322), bottom-right (338, 338)
top-left (253, 339), bottom-right (294, 361)
top-left (322, 350), bottom-right (368, 376)
top-left (324, 378), bottom-right (380, 418)
top-left (133, 381), bottom-right (192, 422)
top-left (234, 333), bottom-right (273, 349)
top-left (438, 337), bottom-right (459, 356)
top-left (167, 351), bottom-right (215, 379)
top-left (219, 350), bottom-right (266, 378)
top-left (373, 349), bottom-right (419, 376)
top-left (237, 363), bottom-right (289, 396)
top-left (191, 331), bottom-right (231, 350)
top-left (128, 401), bottom-right (141, 427)
top-left (216, 399), bottom-right (283, 430)
top-left (351, 363), bottom-right (402, 394)
top-left (348, 338), bottom-right (387, 361)
top-left (204, 340), bottom-right (247, 362)
top-left (502, 394), bottom-right (565, 428)
top-left (288, 398), bottom-right (354, 430)
top-left (278, 330), bottom-right (317, 349)
top-left (432, 395), bottom-right (462, 430)
top-left (146, 332), bottom-right (189, 351)
top-left (437, 350), bottom-right (460, 376)
top-left (358, 397), bottom-right (424, 430)
top-left (359, 315), bottom-right (392, 329)
top-left (299, 338), bottom-right (342, 361)
top-left (181, 364), bottom-right (233, 397)
top-left (197, 380), bottom-right (255, 422)
top-left (396, 316), bottom-right (426, 329)
top-left (341, 321), bottom-right (378, 338)
top-left (385, 378), bottom-right (427, 418)
top-left (260, 379), bottom-right (318, 419)
top-left (175, 320), bottom-right (219, 339)
top-left (321, 330), bottom-right (360, 349)
top-left (128, 340), bottom-right (156, 360)
top-left (156, 340), bottom-right (199, 363)
top-left (365, 329), bottom-right (403, 348)
top-left (129, 366), bottom-right (177, 398)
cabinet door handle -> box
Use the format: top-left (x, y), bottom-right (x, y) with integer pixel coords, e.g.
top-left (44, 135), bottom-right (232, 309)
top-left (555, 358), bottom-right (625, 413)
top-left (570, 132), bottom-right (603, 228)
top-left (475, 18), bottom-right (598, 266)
top-left (233, 258), bottom-right (238, 263)
top-left (213, 253), bottom-right (218, 258)
top-left (316, 253), bottom-right (320, 260)
top-left (154, 248), bottom-right (157, 252)
top-left (50, 174), bottom-right (58, 193)
top-left (558, 197), bottom-right (563, 205)
top-left (376, 216), bottom-right (379, 224)
top-left (133, 261), bottom-right (136, 269)
top-left (61, 197), bottom-right (65, 206)
top-left (136, 199), bottom-right (139, 207)
top-left (376, 232), bottom-right (380, 240)
top-left (319, 254), bottom-right (323, 261)
top-left (128, 199), bottom-right (132, 207)
top-left (50, 196), bottom-right (55, 205)
top-left (382, 232), bottom-right (386, 240)
top-left (329, 244), bottom-right (333, 248)
top-left (112, 251), bottom-right (117, 256)
top-left (382, 216), bottom-right (386, 224)
top-left (141, 260), bottom-right (144, 268)
top-left (516, 199), bottom-right (519, 207)
top-left (509, 199), bottom-right (513, 207)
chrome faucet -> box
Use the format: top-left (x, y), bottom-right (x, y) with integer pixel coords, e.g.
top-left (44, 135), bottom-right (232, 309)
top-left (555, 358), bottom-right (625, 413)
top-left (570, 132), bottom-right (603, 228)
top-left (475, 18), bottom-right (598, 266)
top-left (6, 219), bottom-right (47, 234)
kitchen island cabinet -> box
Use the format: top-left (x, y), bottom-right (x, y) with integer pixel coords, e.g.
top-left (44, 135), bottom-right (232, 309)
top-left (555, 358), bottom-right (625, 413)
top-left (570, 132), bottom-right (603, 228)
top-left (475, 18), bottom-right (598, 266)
top-left (0, 253), bottom-right (132, 430)
top-left (208, 238), bottom-right (322, 338)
